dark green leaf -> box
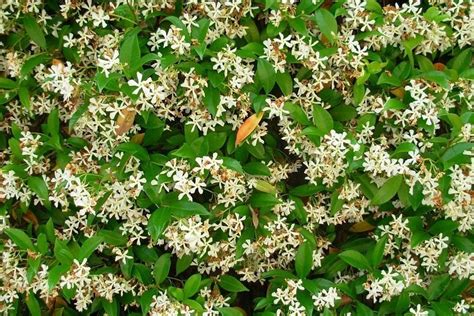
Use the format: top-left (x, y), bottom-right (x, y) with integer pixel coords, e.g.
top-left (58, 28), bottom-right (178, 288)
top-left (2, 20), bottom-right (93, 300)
top-left (295, 242), bottom-right (313, 278)
top-left (27, 176), bottom-right (51, 209)
top-left (23, 15), bottom-right (47, 49)
top-left (153, 253), bottom-right (171, 284)
top-left (184, 274), bottom-right (202, 298)
top-left (243, 161), bottom-right (271, 176)
top-left (78, 235), bottom-right (104, 260)
top-left (371, 175), bottom-right (403, 205)
top-left (148, 209), bottom-right (172, 241)
top-left (427, 274), bottom-right (450, 300)
top-left (203, 86), bottom-right (221, 117)
top-left (284, 102), bottom-right (311, 125)
top-left (257, 58), bottom-right (275, 94)
top-left (313, 104), bottom-right (333, 135)
top-left (371, 234), bottom-right (387, 268)
top-left (26, 291), bottom-right (41, 316)
top-left (162, 201), bottom-right (210, 217)
top-left (5, 228), bottom-right (36, 251)
top-left (219, 275), bottom-right (249, 292)
top-left (313, 9), bottom-right (338, 42)
top-left (338, 249), bottom-right (371, 271)
top-left (276, 72), bottom-right (293, 96)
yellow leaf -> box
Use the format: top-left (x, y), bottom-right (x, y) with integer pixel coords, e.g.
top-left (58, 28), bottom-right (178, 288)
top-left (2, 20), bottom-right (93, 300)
top-left (115, 107), bottom-right (136, 136)
top-left (250, 207), bottom-right (259, 229)
top-left (235, 112), bottom-right (264, 146)
top-left (254, 179), bottom-right (277, 194)
top-left (349, 220), bottom-right (375, 233)
top-left (131, 133), bottom-right (144, 144)
top-left (390, 87), bottom-right (405, 99)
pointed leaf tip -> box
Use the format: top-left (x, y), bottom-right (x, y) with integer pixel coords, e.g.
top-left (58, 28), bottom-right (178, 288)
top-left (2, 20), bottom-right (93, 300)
top-left (235, 112), bottom-right (264, 146)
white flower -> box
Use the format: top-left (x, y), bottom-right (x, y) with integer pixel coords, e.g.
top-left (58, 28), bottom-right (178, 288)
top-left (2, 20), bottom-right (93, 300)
top-left (97, 50), bottom-right (120, 77)
top-left (409, 304), bottom-right (428, 316)
top-left (453, 299), bottom-right (469, 314)
top-left (312, 287), bottom-right (340, 311)
top-left (127, 72), bottom-right (153, 96)
top-left (112, 248), bottom-right (133, 264)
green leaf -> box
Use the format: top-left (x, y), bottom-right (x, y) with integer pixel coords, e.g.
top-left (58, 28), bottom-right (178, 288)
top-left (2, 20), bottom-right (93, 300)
top-left (218, 307), bottom-right (244, 316)
top-left (163, 16), bottom-right (189, 37)
top-left (5, 228), bottom-right (36, 251)
top-left (384, 98), bottom-right (406, 111)
top-left (460, 68), bottom-right (474, 79)
top-left (184, 274), bottom-right (202, 298)
top-left (19, 86), bottom-right (31, 110)
top-left (442, 278), bottom-right (469, 299)
top-left (219, 275), bottom-right (249, 292)
top-left (416, 55), bottom-right (434, 72)
top-left (102, 298), bottom-right (119, 316)
top-left (265, 0), bottom-right (278, 10)
top-left (431, 301), bottom-right (454, 316)
top-left (411, 231), bottom-right (430, 248)
top-left (162, 201), bottom-right (210, 217)
top-left (284, 102), bottom-right (311, 125)
top-left (27, 176), bottom-right (51, 209)
top-left (441, 142), bottom-right (473, 169)
top-left (222, 157), bottom-right (244, 173)
top-left (193, 18), bottom-right (210, 43)
top-left (203, 86), bottom-right (220, 117)
top-left (148, 209), bottom-right (172, 241)
top-left (313, 9), bottom-right (338, 42)
top-left (120, 31), bottom-right (141, 72)
top-left (429, 220), bottom-right (458, 235)
top-left (295, 242), bottom-right (313, 278)
top-left (338, 249), bottom-right (371, 270)
top-left (257, 58), bottom-right (275, 94)
top-left (366, 0), bottom-right (382, 13)
top-left (98, 230), bottom-right (127, 246)
top-left (289, 183), bottom-right (324, 197)
top-left (419, 70), bottom-right (449, 89)
top-left (0, 78), bottom-right (18, 89)
top-left (313, 104), bottom-right (333, 135)
top-left (402, 35), bottom-right (423, 67)
top-left (23, 15), bottom-right (47, 49)
top-left (153, 253), bottom-right (171, 284)
top-left (371, 235), bottom-right (387, 268)
top-left (427, 274), bottom-right (450, 300)
top-left (276, 71), bottom-right (293, 96)
top-left (353, 84), bottom-right (365, 105)
top-left (53, 244), bottom-right (72, 266)
top-left (450, 49), bottom-right (472, 72)
top-left (451, 235), bottom-right (474, 252)
top-left (243, 161), bottom-right (271, 176)
top-left (26, 291), bottom-right (41, 316)
top-left (47, 108), bottom-right (60, 138)
top-left (48, 264), bottom-right (70, 290)
top-left (115, 142), bottom-right (150, 161)
top-left (36, 233), bottom-right (48, 254)
top-left (377, 72), bottom-right (402, 86)
top-left (78, 235), bottom-right (104, 260)
top-left (205, 132), bottom-right (227, 152)
top-left (176, 254), bottom-right (193, 275)
top-left (371, 174), bottom-right (403, 205)
top-left (395, 291), bottom-right (409, 314)
top-left (356, 302), bottom-right (374, 316)
top-left (329, 105), bottom-right (357, 121)
top-left (250, 191), bottom-right (280, 208)
top-left (21, 53), bottom-right (51, 76)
